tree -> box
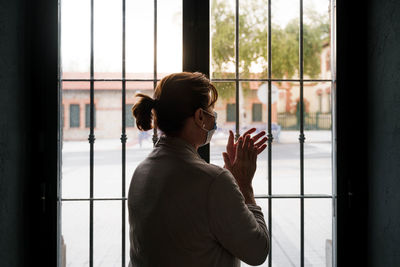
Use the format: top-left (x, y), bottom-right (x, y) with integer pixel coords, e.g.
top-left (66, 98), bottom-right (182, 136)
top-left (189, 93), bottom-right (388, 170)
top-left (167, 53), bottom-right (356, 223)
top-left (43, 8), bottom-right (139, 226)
top-left (211, 0), bottom-right (330, 99)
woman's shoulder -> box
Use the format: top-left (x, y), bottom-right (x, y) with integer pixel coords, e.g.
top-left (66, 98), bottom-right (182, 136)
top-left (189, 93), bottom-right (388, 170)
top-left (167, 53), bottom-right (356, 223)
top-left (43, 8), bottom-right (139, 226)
top-left (190, 159), bottom-right (228, 180)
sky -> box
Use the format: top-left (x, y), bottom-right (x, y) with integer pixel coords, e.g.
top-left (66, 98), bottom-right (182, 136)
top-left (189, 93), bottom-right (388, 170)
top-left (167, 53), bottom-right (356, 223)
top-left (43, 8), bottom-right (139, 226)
top-left (61, 0), bottom-right (329, 74)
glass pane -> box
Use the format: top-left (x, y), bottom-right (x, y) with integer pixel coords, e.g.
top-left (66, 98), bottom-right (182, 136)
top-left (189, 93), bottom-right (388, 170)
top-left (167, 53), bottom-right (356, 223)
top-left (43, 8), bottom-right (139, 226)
top-left (273, 82), bottom-right (300, 194)
top-left (241, 81), bottom-right (269, 195)
top-left (61, 0), bottom-right (90, 79)
top-left (62, 81), bottom-right (90, 199)
top-left (125, 104), bottom-right (135, 128)
top-left (304, 82), bottom-right (332, 195)
top-left (239, 0), bottom-right (269, 79)
top-left (126, 0), bottom-right (154, 78)
top-left (273, 199), bottom-right (300, 267)
top-left (94, 201), bottom-right (122, 266)
top-left (304, 0), bottom-right (331, 80)
top-left (125, 203), bottom-right (130, 265)
top-left (94, 0), bottom-right (122, 79)
top-left (210, 82), bottom-right (236, 168)
top-left (210, 0), bottom-right (236, 79)
top-left (271, 0), bottom-right (300, 79)
top-left (157, 0), bottom-right (182, 79)
top-left (62, 202), bottom-right (89, 266)
top-left (94, 82), bottom-right (122, 198)
top-left (305, 199), bottom-right (333, 267)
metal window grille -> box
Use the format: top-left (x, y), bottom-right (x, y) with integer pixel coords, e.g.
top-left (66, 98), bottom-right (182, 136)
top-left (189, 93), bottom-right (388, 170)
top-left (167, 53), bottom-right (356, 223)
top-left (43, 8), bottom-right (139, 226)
top-left (209, 0), bottom-right (337, 267)
top-left (61, 1), bottom-right (161, 266)
top-left (60, 0), bottom-right (337, 266)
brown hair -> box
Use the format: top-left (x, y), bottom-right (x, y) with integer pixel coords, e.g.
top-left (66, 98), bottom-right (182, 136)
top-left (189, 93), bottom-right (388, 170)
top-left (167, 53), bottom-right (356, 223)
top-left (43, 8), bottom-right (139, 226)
top-left (131, 72), bottom-right (218, 136)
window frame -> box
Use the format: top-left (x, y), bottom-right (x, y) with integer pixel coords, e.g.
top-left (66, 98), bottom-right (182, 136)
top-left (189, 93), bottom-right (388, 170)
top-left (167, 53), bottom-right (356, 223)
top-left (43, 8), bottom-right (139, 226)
top-left (54, 1), bottom-right (338, 267)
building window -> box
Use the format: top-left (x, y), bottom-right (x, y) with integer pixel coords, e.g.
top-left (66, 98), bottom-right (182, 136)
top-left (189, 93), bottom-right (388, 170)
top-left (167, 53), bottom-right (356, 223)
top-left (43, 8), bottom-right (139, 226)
top-left (125, 104), bottom-right (135, 127)
top-left (226, 103), bottom-right (236, 122)
top-left (252, 103), bottom-right (262, 122)
top-left (85, 104), bottom-right (96, 128)
top-left (69, 104), bottom-right (80, 128)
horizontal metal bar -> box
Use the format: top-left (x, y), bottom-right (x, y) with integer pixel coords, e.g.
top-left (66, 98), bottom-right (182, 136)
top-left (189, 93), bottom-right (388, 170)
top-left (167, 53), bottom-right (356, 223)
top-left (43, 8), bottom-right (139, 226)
top-left (254, 194), bottom-right (334, 199)
top-left (61, 78), bottom-right (332, 83)
top-left (61, 197), bottom-right (127, 201)
top-left (211, 78), bottom-right (333, 82)
top-left (62, 78), bottom-right (160, 82)
top-left (61, 194), bottom-right (334, 202)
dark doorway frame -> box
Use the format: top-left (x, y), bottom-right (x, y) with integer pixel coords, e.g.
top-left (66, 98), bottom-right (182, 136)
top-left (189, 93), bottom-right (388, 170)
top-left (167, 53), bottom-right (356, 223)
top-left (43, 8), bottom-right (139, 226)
top-left (29, 0), bottom-right (367, 266)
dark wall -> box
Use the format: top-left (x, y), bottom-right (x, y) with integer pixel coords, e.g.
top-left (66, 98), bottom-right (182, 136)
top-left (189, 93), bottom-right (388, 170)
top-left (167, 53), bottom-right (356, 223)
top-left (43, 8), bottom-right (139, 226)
top-left (336, 0), bottom-right (369, 265)
top-left (0, 0), bottom-right (30, 265)
top-left (367, 0), bottom-right (400, 266)
top-left (0, 0), bottom-right (58, 266)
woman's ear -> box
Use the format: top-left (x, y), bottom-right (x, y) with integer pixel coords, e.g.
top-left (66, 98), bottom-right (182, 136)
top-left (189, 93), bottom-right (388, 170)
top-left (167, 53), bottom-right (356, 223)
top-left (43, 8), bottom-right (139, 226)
top-left (193, 108), bottom-right (205, 127)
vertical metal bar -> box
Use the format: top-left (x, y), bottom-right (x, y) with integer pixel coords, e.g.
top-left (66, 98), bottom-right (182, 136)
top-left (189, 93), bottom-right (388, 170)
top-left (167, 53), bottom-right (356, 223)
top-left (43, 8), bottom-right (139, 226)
top-left (330, 1), bottom-right (337, 266)
top-left (121, 0), bottom-right (127, 265)
top-left (152, 0), bottom-right (158, 146)
top-left (57, 1), bottom-right (63, 266)
top-left (299, 0), bottom-right (305, 266)
top-left (234, 0), bottom-right (240, 141)
top-left (267, 0), bottom-right (273, 266)
top-left (89, 0), bottom-right (95, 266)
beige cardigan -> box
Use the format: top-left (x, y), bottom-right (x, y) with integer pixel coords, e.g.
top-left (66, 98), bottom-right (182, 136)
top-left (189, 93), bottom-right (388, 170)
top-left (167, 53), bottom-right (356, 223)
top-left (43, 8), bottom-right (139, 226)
top-left (128, 135), bottom-right (270, 267)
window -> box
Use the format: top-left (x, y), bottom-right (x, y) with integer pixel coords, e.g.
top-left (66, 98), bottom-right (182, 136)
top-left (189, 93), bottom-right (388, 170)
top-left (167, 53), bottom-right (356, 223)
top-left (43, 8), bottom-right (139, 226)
top-left (69, 104), bottom-right (80, 128)
top-left (252, 103), bottom-right (262, 122)
top-left (209, 0), bottom-right (335, 267)
top-left (60, 0), bottom-right (336, 266)
top-left (61, 0), bottom-right (182, 266)
top-left (226, 103), bottom-right (236, 122)
top-left (125, 104), bottom-right (135, 128)
top-left (85, 104), bottom-right (96, 128)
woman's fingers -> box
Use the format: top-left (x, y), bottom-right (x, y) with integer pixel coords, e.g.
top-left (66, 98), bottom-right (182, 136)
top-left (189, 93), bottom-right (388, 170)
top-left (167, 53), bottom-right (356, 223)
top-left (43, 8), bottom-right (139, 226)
top-left (244, 134), bottom-right (255, 160)
top-left (243, 134), bottom-right (250, 150)
top-left (226, 130), bottom-right (234, 152)
top-left (222, 152), bottom-right (232, 170)
top-left (254, 137), bottom-right (268, 151)
top-left (236, 136), bottom-right (244, 159)
top-left (257, 144), bottom-right (267, 154)
top-left (241, 128), bottom-right (256, 139)
top-left (251, 131), bottom-right (266, 143)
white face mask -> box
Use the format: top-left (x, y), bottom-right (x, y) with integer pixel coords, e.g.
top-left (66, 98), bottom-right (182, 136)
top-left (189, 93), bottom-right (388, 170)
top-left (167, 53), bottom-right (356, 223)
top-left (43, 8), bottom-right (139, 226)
top-left (200, 109), bottom-right (217, 146)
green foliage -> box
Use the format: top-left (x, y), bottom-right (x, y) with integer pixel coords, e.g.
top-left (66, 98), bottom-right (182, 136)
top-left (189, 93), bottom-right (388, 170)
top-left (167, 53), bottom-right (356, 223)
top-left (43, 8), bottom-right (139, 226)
top-left (211, 0), bottom-right (330, 99)
top-left (214, 82), bottom-right (236, 100)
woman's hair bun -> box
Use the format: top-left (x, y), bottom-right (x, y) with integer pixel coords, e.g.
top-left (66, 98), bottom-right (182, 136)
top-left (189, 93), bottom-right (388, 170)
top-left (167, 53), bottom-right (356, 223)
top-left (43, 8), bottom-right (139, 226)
top-left (131, 93), bottom-right (157, 131)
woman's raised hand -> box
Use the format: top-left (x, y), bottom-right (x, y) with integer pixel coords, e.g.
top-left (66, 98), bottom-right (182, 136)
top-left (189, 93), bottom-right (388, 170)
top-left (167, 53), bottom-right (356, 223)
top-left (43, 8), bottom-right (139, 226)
top-left (222, 129), bottom-right (268, 191)
top-left (224, 128), bottom-right (268, 167)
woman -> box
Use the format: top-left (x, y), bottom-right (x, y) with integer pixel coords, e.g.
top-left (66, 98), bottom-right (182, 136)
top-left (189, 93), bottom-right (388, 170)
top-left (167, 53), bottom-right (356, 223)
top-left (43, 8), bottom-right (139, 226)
top-left (128, 72), bottom-right (270, 267)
